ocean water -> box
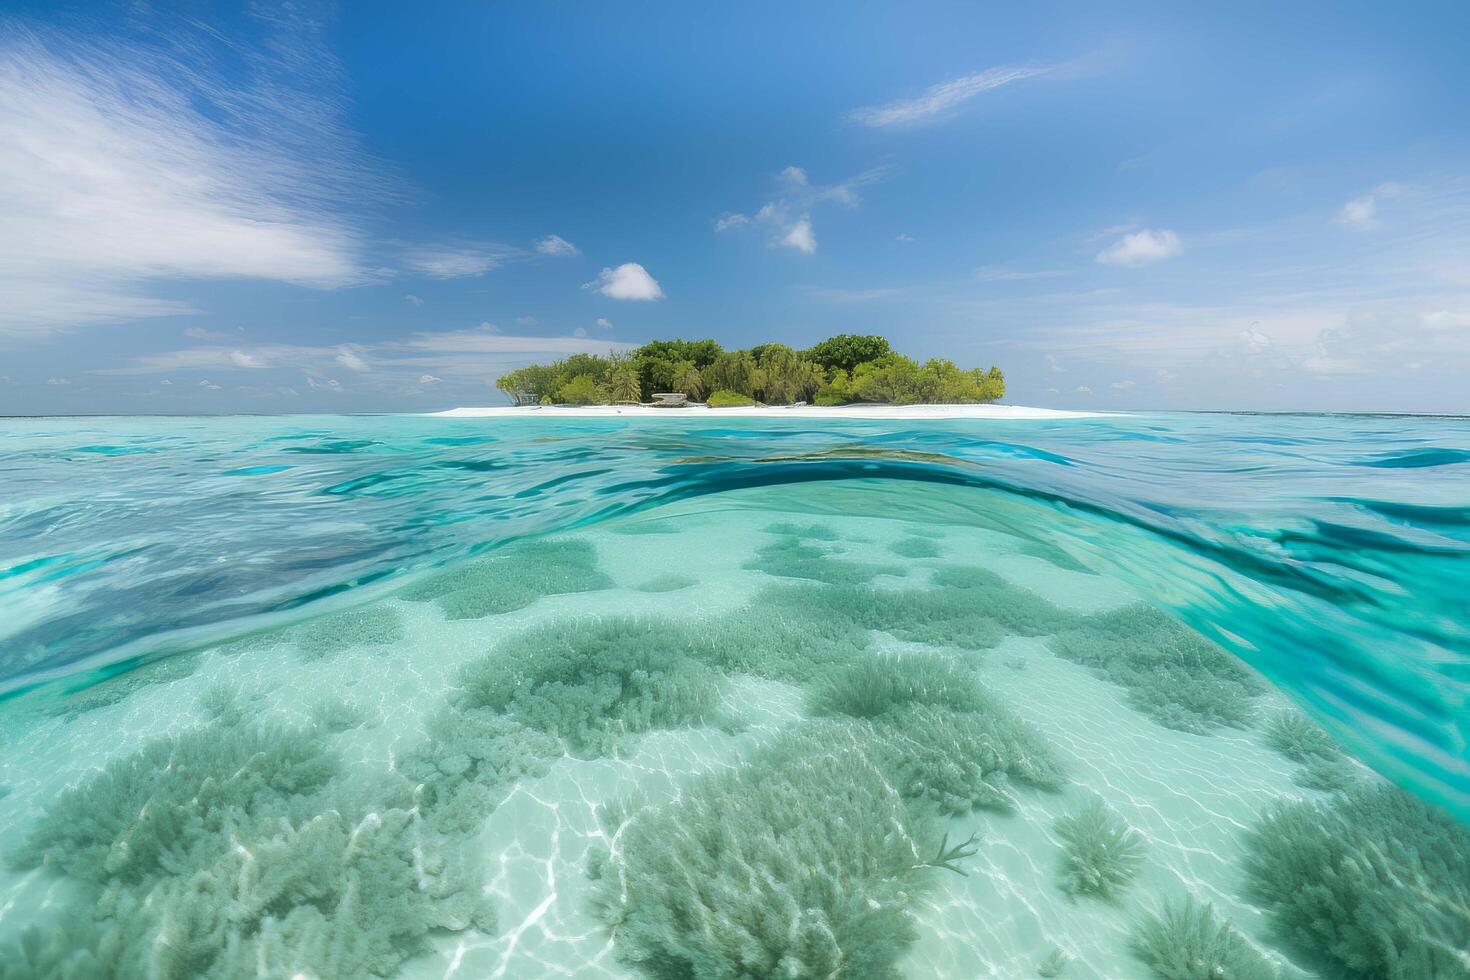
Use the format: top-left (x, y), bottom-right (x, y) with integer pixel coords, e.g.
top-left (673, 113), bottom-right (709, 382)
top-left (0, 411), bottom-right (1466, 979)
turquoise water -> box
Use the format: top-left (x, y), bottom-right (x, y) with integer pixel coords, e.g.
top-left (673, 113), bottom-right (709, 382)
top-left (0, 412), bottom-right (1466, 978)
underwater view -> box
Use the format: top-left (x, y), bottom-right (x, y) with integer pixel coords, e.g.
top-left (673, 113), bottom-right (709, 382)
top-left (0, 412), bottom-right (1467, 979)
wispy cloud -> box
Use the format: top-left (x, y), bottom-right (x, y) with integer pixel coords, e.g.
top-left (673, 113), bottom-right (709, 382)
top-left (1337, 182), bottom-right (1404, 230)
top-left (847, 65), bottom-right (1049, 127)
top-left (716, 165), bottom-right (887, 255)
top-left (403, 244), bottom-right (519, 278)
top-left (535, 234), bottom-right (580, 257)
top-left (974, 266), bottom-right (1066, 282)
top-left (0, 16), bottom-right (375, 337)
top-left (584, 263), bottom-right (664, 300)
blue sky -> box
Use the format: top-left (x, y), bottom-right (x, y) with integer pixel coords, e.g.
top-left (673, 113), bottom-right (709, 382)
top-left (2, 0), bottom-right (1468, 415)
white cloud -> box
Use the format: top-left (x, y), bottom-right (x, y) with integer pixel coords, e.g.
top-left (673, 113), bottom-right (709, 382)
top-left (1074, 385), bottom-right (1093, 394)
top-left (478, 321), bottom-right (498, 332)
top-left (1045, 354), bottom-right (1065, 374)
top-left (535, 234), bottom-right (580, 257)
top-left (975, 266), bottom-right (1065, 282)
top-left (335, 347), bottom-right (370, 372)
top-left (305, 376), bottom-right (342, 392)
top-left (404, 245), bottom-right (515, 278)
top-left (1240, 324), bottom-right (1272, 353)
top-left (573, 327), bottom-right (588, 338)
top-left (584, 263), bottom-right (664, 300)
top-left (781, 218), bottom-right (817, 254)
top-left (0, 25), bottom-right (369, 336)
top-left (1096, 229), bottom-right (1182, 267)
top-left (199, 379), bottom-right (221, 390)
top-left (716, 166), bottom-right (887, 255)
top-left (847, 65), bottom-right (1050, 127)
top-left (1110, 379), bottom-right (1136, 389)
top-left (405, 293), bottom-right (424, 307)
top-left (895, 233), bottom-right (916, 243)
top-left (185, 326), bottom-right (237, 341)
top-left (46, 377), bottom-right (70, 385)
top-left (229, 350), bottom-right (268, 369)
top-left (596, 317), bottom-right (613, 329)
top-left (417, 374), bottom-right (441, 384)
top-left (515, 316), bottom-right (537, 327)
top-left (1338, 182), bottom-right (1404, 230)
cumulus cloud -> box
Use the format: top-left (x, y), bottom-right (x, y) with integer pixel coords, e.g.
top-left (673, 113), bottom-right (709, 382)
top-left (895, 233), bottom-right (916, 243)
top-left (1240, 324), bottom-right (1272, 353)
top-left (596, 317), bottom-right (613, 329)
top-left (714, 212), bottom-right (750, 232)
top-left (405, 293), bottom-right (424, 306)
top-left (1074, 385), bottom-right (1093, 394)
top-left (1110, 379), bottom-right (1136, 389)
top-left (1096, 228), bottom-right (1182, 267)
top-left (781, 218), bottom-right (817, 254)
top-left (847, 65), bottom-right (1050, 127)
top-left (0, 18), bottom-right (372, 336)
top-left (535, 234), bottom-right (580, 257)
top-left (335, 347), bottom-right (370, 372)
top-left (199, 379), bottom-right (221, 390)
top-left (584, 263), bottom-right (664, 300)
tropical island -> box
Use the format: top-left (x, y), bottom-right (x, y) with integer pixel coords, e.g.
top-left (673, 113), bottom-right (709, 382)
top-left (493, 334), bottom-right (1005, 408)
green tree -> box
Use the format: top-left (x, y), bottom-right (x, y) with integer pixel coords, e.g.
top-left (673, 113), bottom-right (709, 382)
top-left (704, 351), bottom-right (762, 396)
top-left (556, 374), bottom-right (605, 405)
top-left (805, 334), bottom-right (893, 375)
top-left (673, 361), bottom-right (705, 400)
top-left (606, 354), bottom-right (643, 403)
top-left (754, 345), bottom-right (824, 404)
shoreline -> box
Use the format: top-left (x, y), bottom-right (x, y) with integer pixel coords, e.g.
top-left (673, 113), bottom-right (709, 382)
top-left (432, 403), bottom-right (1105, 420)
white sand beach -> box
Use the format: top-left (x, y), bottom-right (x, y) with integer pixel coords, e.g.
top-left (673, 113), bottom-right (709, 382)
top-left (434, 403), bottom-right (1105, 419)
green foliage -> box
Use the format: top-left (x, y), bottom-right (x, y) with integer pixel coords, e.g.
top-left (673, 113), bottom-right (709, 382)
top-left (805, 333), bottom-right (893, 375)
top-left (706, 388), bottom-right (755, 407)
top-left (592, 723), bottom-right (950, 979)
top-left (1129, 897), bottom-right (1280, 980)
top-left (290, 605), bottom-right (404, 661)
top-left (398, 538), bottom-right (612, 619)
top-left (555, 373), bottom-right (605, 405)
top-left (841, 355), bottom-right (1005, 405)
top-left (605, 353), bottom-right (644, 403)
top-left (453, 616), bottom-right (727, 757)
top-left (1242, 784), bottom-right (1470, 980)
top-left (1047, 603), bottom-right (1263, 734)
top-left (889, 536), bottom-right (941, 559)
top-left (1053, 797), bottom-right (1146, 900)
top-left (1294, 754), bottom-right (1359, 792)
top-left (703, 350), bottom-right (762, 396)
top-left (753, 344), bottom-right (825, 404)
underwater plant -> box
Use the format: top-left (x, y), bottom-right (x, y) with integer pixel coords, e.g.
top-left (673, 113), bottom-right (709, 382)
top-left (398, 537), bottom-right (613, 619)
top-left (1048, 603), bottom-right (1263, 734)
top-left (1262, 709), bottom-right (1340, 763)
top-left (290, 604), bottom-right (405, 660)
top-left (591, 723), bottom-right (960, 979)
top-left (888, 536), bottom-right (941, 559)
top-left (633, 572), bottom-right (698, 592)
top-left (764, 520), bottom-right (841, 540)
top-left (809, 653), bottom-right (1066, 813)
top-left (1053, 797), bottom-right (1146, 900)
top-left (744, 535), bottom-right (904, 585)
top-left (1129, 897), bottom-right (1279, 980)
top-left (692, 582), bottom-right (874, 682)
top-left (1242, 783), bottom-right (1470, 980)
top-left (6, 712), bottom-right (494, 979)
top-left (453, 615), bottom-right (727, 757)
top-left (1036, 946), bottom-right (1071, 977)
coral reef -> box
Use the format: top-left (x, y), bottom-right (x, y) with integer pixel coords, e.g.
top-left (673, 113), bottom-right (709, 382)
top-left (592, 723), bottom-right (958, 979)
top-left (764, 521), bottom-right (841, 541)
top-left (1053, 797), bottom-right (1145, 900)
top-left (398, 538), bottom-right (612, 619)
top-left (808, 650), bottom-right (989, 717)
top-left (453, 616), bottom-right (727, 757)
top-left (1129, 897), bottom-right (1279, 980)
top-left (888, 536), bottom-right (942, 559)
top-left (1048, 604), bottom-right (1263, 734)
top-left (692, 583), bottom-right (873, 682)
top-left (1262, 709), bottom-right (1358, 791)
top-left (1242, 783), bottom-right (1470, 980)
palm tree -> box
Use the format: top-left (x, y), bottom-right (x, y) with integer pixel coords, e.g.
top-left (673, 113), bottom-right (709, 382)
top-left (606, 354), bottom-right (643, 403)
top-left (674, 361), bottom-right (705, 400)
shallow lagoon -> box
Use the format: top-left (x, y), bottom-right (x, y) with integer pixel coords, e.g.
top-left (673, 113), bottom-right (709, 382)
top-left (0, 414), bottom-right (1467, 978)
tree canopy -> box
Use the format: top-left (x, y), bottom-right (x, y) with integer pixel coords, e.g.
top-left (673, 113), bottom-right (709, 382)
top-left (494, 334), bottom-right (1003, 407)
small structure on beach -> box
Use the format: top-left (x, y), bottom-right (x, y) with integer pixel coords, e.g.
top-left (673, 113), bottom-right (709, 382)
top-left (650, 392), bottom-right (688, 407)
top-left (508, 390), bottom-right (540, 407)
